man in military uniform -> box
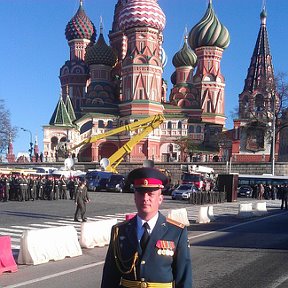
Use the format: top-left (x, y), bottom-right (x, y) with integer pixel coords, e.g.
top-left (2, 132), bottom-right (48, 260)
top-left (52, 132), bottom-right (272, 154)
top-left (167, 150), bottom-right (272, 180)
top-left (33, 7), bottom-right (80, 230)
top-left (101, 167), bottom-right (192, 288)
top-left (74, 180), bottom-right (90, 222)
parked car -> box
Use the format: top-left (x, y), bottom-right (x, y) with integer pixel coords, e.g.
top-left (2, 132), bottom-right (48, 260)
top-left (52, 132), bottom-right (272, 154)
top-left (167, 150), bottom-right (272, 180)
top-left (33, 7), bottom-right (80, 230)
top-left (237, 185), bottom-right (253, 198)
top-left (86, 171), bottom-right (112, 191)
top-left (171, 184), bottom-right (199, 200)
top-left (106, 174), bottom-right (126, 193)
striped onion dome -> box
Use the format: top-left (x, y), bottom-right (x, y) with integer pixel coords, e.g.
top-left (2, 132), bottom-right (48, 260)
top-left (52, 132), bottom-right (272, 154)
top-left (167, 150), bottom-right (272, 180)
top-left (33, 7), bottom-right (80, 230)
top-left (160, 47), bottom-right (168, 68)
top-left (65, 1), bottom-right (96, 42)
top-left (119, 0), bottom-right (166, 31)
top-left (172, 37), bottom-right (197, 68)
top-left (188, 0), bottom-right (230, 50)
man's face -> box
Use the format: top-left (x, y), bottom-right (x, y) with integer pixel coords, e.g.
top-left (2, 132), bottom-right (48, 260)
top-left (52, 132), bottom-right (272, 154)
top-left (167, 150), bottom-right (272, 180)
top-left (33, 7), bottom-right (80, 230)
top-left (134, 189), bottom-right (163, 221)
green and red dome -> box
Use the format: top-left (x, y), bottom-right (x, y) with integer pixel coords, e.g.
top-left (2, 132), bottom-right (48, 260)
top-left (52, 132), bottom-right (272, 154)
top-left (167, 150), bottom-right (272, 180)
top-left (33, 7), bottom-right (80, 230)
top-left (188, 0), bottom-right (230, 50)
top-left (65, 2), bottom-right (96, 42)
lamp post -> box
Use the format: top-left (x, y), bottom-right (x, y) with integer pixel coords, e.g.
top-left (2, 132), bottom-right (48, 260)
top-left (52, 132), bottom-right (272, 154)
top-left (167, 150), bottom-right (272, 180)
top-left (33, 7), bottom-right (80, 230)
top-left (271, 93), bottom-right (276, 176)
top-left (20, 127), bottom-right (33, 161)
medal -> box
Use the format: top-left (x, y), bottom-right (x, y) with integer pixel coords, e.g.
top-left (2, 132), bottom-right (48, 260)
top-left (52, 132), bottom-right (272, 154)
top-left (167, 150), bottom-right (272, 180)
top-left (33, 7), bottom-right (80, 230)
top-left (156, 240), bottom-right (175, 256)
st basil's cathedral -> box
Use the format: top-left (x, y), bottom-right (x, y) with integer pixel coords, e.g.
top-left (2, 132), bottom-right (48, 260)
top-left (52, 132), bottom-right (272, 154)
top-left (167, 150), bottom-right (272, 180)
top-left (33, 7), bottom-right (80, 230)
top-left (38, 0), bottom-right (279, 165)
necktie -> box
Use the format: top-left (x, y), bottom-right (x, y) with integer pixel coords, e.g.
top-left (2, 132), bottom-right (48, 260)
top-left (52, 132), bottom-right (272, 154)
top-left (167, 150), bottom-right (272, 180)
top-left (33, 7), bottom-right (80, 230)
top-left (140, 222), bottom-right (150, 252)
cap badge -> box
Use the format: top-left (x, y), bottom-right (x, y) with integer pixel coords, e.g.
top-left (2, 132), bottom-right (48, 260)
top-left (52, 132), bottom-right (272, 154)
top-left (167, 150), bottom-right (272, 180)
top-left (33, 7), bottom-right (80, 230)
top-left (144, 179), bottom-right (148, 186)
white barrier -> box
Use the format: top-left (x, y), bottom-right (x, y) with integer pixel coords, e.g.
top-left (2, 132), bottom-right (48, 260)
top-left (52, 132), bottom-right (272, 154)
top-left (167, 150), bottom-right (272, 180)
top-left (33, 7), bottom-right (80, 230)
top-left (18, 226), bottom-right (82, 265)
top-left (208, 206), bottom-right (215, 221)
top-left (196, 206), bottom-right (210, 224)
top-left (237, 203), bottom-right (254, 218)
top-left (167, 208), bottom-right (190, 226)
top-left (79, 218), bottom-right (118, 248)
top-left (254, 202), bottom-right (268, 216)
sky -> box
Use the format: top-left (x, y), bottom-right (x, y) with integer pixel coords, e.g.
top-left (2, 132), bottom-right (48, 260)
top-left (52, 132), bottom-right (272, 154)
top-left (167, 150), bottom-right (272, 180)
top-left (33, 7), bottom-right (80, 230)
top-left (1, 0), bottom-right (288, 156)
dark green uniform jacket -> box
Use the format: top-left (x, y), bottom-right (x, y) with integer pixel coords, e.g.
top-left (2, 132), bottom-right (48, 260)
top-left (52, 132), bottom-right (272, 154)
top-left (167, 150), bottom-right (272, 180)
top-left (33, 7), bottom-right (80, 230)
top-left (101, 212), bottom-right (192, 288)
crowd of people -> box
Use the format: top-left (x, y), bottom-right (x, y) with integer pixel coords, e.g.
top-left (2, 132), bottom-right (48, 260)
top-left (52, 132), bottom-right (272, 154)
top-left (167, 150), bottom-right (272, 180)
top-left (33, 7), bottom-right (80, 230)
top-left (250, 183), bottom-right (287, 209)
top-left (250, 183), bottom-right (281, 200)
top-left (0, 173), bottom-right (82, 202)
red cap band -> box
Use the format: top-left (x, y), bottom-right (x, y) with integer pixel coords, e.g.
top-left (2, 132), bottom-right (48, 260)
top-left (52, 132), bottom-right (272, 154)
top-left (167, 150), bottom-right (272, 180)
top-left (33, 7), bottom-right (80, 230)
top-left (134, 178), bottom-right (164, 189)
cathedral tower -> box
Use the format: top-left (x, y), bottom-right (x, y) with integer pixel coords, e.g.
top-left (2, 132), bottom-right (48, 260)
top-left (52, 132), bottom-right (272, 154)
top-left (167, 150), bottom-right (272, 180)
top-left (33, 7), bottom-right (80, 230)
top-left (232, 7), bottom-right (278, 162)
top-left (59, 1), bottom-right (96, 113)
top-left (188, 0), bottom-right (230, 126)
top-left (117, 0), bottom-right (166, 117)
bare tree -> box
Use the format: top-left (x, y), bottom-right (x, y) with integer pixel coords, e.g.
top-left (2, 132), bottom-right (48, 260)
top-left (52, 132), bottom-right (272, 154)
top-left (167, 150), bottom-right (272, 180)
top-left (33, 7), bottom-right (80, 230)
top-left (0, 99), bottom-right (17, 155)
top-left (173, 136), bottom-right (200, 162)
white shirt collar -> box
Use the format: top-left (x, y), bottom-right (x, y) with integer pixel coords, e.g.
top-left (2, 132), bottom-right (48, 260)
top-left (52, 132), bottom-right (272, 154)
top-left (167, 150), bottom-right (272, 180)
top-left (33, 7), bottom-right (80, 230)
top-left (136, 213), bottom-right (159, 240)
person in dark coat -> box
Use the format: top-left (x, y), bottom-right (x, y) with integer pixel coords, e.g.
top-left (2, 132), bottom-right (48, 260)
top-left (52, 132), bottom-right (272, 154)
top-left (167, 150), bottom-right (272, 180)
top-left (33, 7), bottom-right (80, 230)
top-left (281, 184), bottom-right (288, 210)
top-left (101, 167), bottom-right (192, 288)
top-left (74, 180), bottom-right (90, 222)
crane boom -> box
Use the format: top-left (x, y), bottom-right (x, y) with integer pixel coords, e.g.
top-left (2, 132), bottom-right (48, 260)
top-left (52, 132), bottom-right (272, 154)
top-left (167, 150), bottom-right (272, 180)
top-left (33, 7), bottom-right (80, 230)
top-left (69, 114), bottom-right (165, 173)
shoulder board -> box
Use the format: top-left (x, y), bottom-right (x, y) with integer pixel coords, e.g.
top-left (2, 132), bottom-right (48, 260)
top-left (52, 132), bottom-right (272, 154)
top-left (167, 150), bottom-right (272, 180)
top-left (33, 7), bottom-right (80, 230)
top-left (115, 219), bottom-right (129, 227)
top-left (166, 218), bottom-right (185, 229)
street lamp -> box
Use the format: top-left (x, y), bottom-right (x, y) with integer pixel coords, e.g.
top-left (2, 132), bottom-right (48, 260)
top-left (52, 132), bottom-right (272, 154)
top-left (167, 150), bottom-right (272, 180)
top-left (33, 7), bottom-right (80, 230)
top-left (271, 93), bottom-right (276, 176)
top-left (20, 127), bottom-right (33, 161)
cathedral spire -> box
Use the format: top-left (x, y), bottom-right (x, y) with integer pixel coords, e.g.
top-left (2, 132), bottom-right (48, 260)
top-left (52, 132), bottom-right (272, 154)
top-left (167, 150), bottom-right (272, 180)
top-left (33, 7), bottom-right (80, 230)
top-left (242, 7), bottom-right (275, 93)
top-left (100, 16), bottom-right (103, 35)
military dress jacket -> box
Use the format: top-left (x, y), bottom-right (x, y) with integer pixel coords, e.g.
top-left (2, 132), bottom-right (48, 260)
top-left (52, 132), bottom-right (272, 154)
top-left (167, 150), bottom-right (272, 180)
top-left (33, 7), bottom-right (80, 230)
top-left (74, 186), bottom-right (89, 205)
top-left (101, 212), bottom-right (192, 288)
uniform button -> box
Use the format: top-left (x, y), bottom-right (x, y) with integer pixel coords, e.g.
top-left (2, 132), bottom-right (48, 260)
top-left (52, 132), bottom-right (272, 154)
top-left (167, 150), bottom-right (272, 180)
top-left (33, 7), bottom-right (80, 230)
top-left (140, 282), bottom-right (148, 288)
top-left (141, 260), bottom-right (146, 264)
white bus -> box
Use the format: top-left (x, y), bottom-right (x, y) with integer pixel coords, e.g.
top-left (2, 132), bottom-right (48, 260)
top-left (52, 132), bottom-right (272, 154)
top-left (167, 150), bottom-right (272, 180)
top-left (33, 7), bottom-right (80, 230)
top-left (238, 174), bottom-right (288, 186)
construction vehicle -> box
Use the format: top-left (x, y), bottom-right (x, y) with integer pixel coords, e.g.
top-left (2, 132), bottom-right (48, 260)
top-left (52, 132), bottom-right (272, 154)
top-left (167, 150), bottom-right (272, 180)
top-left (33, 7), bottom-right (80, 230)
top-left (69, 114), bottom-right (165, 173)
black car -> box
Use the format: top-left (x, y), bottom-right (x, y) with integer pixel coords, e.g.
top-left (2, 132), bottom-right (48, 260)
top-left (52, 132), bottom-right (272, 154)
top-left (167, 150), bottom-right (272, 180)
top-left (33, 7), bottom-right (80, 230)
top-left (237, 185), bottom-right (253, 197)
top-left (106, 174), bottom-right (126, 193)
top-left (86, 171), bottom-right (112, 191)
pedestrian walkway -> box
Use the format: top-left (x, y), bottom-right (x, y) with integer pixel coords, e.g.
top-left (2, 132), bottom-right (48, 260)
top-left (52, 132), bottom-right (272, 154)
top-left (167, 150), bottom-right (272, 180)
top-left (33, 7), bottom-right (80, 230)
top-left (0, 199), bottom-right (281, 250)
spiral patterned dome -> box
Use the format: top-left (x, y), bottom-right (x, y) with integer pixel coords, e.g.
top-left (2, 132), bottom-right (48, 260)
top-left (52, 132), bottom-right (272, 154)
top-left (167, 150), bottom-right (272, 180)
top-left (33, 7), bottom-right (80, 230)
top-left (119, 0), bottom-right (166, 31)
top-left (188, 1), bottom-right (230, 50)
top-left (160, 47), bottom-right (168, 68)
top-left (85, 32), bottom-right (118, 67)
top-left (65, 3), bottom-right (96, 42)
top-left (172, 38), bottom-right (197, 68)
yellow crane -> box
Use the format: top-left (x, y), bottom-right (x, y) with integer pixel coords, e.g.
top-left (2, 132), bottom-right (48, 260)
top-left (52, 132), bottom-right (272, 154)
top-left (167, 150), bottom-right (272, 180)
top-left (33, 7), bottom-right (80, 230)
top-left (69, 114), bottom-right (165, 173)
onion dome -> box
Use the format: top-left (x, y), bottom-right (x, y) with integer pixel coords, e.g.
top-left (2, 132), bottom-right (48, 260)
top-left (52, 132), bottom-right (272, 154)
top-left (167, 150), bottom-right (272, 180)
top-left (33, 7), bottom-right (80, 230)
top-left (65, 1), bottom-right (96, 42)
top-left (160, 47), bottom-right (168, 68)
top-left (188, 0), bottom-right (230, 50)
top-left (260, 7), bottom-right (267, 25)
top-left (119, 0), bottom-right (166, 31)
top-left (172, 37), bottom-right (197, 68)
top-left (85, 25), bottom-right (118, 67)
top-left (171, 71), bottom-right (176, 85)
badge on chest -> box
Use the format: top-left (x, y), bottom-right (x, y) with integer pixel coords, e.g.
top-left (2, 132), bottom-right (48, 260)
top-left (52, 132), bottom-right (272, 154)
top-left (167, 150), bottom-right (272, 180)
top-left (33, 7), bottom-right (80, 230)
top-left (156, 240), bottom-right (175, 256)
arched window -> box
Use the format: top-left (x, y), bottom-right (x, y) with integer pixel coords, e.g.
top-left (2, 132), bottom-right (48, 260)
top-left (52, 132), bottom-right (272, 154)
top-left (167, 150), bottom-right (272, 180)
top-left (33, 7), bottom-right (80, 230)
top-left (98, 120), bottom-right (104, 128)
top-left (196, 126), bottom-right (201, 133)
top-left (80, 121), bottom-right (93, 134)
top-left (188, 126), bottom-right (194, 133)
top-left (51, 137), bottom-right (58, 151)
top-left (243, 95), bottom-right (249, 110)
top-left (255, 94), bottom-right (264, 111)
top-left (207, 100), bottom-right (212, 113)
top-left (167, 121), bottom-right (172, 129)
top-left (107, 120), bottom-right (113, 128)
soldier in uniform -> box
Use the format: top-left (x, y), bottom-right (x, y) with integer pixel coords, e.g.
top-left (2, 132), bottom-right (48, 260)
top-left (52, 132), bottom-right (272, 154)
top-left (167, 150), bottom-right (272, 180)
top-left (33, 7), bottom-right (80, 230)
top-left (59, 176), bottom-right (68, 199)
top-left (19, 175), bottom-right (26, 201)
top-left (53, 176), bottom-right (60, 200)
top-left (74, 180), bottom-right (90, 222)
top-left (101, 167), bottom-right (192, 288)
top-left (5, 174), bottom-right (11, 201)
